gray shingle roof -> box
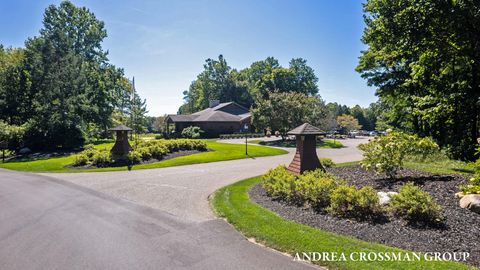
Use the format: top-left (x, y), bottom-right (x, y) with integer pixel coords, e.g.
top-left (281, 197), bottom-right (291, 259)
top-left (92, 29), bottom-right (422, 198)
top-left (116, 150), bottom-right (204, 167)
top-left (287, 123), bottom-right (325, 135)
top-left (168, 102), bottom-right (250, 123)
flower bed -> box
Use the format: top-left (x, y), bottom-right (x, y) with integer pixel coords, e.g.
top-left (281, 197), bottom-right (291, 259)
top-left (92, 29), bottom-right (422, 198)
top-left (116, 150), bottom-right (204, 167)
top-left (250, 165), bottom-right (480, 267)
top-left (72, 139), bottom-right (207, 168)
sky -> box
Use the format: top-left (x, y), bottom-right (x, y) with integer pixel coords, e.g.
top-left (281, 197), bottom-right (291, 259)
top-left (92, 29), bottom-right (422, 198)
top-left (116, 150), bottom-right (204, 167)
top-left (0, 0), bottom-right (377, 116)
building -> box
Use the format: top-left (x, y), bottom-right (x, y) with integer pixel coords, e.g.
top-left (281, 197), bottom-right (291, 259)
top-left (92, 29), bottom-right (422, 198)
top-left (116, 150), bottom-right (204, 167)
top-left (165, 101), bottom-right (252, 137)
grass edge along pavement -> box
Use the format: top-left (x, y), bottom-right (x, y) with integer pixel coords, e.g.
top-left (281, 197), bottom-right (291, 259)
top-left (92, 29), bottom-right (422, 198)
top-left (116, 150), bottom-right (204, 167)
top-left (0, 140), bottom-right (287, 173)
top-left (210, 175), bottom-right (474, 270)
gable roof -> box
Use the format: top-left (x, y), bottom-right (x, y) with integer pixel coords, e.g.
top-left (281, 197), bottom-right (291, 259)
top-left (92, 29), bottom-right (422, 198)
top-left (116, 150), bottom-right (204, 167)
top-left (287, 123), bottom-right (325, 135)
top-left (168, 102), bottom-right (250, 123)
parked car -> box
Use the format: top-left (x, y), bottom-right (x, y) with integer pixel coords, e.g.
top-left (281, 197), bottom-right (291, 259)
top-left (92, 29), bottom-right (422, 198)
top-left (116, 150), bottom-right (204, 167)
top-left (369, 131), bottom-right (378, 136)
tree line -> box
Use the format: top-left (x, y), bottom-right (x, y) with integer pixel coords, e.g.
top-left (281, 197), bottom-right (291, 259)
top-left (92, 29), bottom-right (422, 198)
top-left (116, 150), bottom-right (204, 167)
top-left (0, 1), bottom-right (147, 151)
top-left (357, 0), bottom-right (480, 160)
top-left (178, 54), bottom-right (381, 137)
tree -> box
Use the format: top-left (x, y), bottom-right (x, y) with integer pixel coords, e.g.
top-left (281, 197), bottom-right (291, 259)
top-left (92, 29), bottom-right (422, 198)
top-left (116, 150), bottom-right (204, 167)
top-left (336, 114), bottom-right (361, 133)
top-left (0, 1), bottom-right (146, 149)
top-left (179, 56), bottom-right (320, 112)
top-left (357, 0), bottom-right (480, 160)
top-left (251, 92), bottom-right (325, 139)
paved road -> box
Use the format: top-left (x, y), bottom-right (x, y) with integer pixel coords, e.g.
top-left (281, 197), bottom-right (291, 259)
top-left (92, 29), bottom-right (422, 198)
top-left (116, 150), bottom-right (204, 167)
top-left (1, 138), bottom-right (367, 270)
top-left (0, 169), bottom-right (316, 270)
top-left (41, 137), bottom-right (368, 221)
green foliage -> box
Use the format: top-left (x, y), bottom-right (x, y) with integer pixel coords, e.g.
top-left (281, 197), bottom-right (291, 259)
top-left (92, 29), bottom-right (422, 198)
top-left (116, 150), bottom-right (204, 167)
top-left (178, 56), bottom-right (319, 114)
top-left (336, 114), bottom-right (361, 132)
top-left (320, 158), bottom-right (334, 168)
top-left (90, 150), bottom-right (110, 167)
top-left (328, 185), bottom-right (381, 218)
top-left (357, 0), bottom-right (480, 160)
top-left (389, 182), bottom-right (443, 224)
top-left (0, 1), bottom-right (148, 150)
top-left (154, 134), bottom-right (163, 139)
top-left (251, 92), bottom-right (328, 138)
top-left (72, 139), bottom-right (207, 167)
top-left (359, 132), bottom-right (439, 178)
top-left (262, 167), bottom-right (381, 218)
top-left (72, 153), bottom-right (89, 166)
top-left (0, 120), bottom-right (26, 150)
top-left (181, 126), bottom-right (204, 139)
top-left (262, 166), bottom-right (297, 201)
top-left (296, 170), bottom-right (339, 208)
top-left (127, 150), bottom-right (142, 164)
top-left (461, 156), bottom-right (480, 194)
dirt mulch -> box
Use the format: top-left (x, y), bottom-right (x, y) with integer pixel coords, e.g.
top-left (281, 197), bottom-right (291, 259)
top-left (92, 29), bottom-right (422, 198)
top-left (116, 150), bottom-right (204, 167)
top-left (249, 166), bottom-right (480, 267)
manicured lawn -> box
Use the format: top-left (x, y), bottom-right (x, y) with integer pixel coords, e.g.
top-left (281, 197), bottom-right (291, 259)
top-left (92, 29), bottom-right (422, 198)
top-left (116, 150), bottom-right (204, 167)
top-left (249, 139), bottom-right (343, 148)
top-left (210, 175), bottom-right (471, 270)
top-left (0, 140), bottom-right (287, 173)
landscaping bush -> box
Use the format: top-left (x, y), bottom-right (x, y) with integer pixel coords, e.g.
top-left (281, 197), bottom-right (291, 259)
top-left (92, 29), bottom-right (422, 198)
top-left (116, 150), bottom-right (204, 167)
top-left (154, 134), bottom-right (163, 139)
top-left (461, 158), bottom-right (480, 194)
top-left (328, 184), bottom-right (382, 218)
top-left (0, 121), bottom-right (26, 151)
top-left (72, 139), bottom-right (207, 167)
top-left (181, 126), bottom-right (203, 139)
top-left (91, 150), bottom-right (110, 167)
top-left (262, 166), bottom-right (297, 201)
top-left (320, 158), bottom-right (334, 168)
top-left (72, 153), bottom-right (89, 166)
top-left (359, 131), bottom-right (439, 178)
top-left (389, 182), bottom-right (443, 224)
top-left (127, 150), bottom-right (142, 164)
top-left (296, 170), bottom-right (339, 208)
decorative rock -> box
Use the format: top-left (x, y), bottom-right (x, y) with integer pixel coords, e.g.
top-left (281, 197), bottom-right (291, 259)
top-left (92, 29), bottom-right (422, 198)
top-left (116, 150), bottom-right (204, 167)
top-left (459, 194), bottom-right (480, 214)
top-left (378, 191), bottom-right (398, 205)
top-left (19, 147), bottom-right (31, 155)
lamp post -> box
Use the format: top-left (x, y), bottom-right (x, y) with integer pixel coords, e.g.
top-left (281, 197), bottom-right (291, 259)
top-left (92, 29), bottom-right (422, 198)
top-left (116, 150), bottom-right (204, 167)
top-left (244, 123), bottom-right (249, 156)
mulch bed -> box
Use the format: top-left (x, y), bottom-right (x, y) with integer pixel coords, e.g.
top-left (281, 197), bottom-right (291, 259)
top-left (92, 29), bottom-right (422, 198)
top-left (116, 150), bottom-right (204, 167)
top-left (249, 165), bottom-right (480, 267)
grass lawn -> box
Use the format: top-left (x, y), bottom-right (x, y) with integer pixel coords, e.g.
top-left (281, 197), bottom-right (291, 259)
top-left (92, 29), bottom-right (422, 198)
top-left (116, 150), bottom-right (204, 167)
top-left (0, 140), bottom-right (287, 173)
top-left (211, 175), bottom-right (472, 270)
top-left (249, 139), bottom-right (343, 149)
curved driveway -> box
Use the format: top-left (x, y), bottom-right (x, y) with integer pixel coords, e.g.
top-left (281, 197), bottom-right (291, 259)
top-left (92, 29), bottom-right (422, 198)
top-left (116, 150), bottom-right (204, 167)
top-left (41, 137), bottom-right (368, 221)
top-left (1, 137), bottom-right (368, 270)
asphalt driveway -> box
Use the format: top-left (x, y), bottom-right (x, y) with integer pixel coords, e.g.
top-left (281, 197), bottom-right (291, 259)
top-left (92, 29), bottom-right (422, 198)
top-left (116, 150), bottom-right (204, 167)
top-left (1, 137), bottom-right (367, 269)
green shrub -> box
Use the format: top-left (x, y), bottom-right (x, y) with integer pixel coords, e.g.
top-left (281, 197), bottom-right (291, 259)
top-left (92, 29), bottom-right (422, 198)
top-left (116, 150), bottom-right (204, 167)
top-left (296, 170), bottom-right (339, 207)
top-left (328, 184), bottom-right (358, 217)
top-left (389, 182), bottom-right (443, 224)
top-left (91, 150), bottom-right (110, 167)
top-left (262, 166), bottom-right (297, 201)
top-left (73, 154), bottom-right (89, 166)
top-left (356, 186), bottom-right (382, 216)
top-left (359, 131), bottom-right (439, 178)
top-left (127, 150), bottom-right (142, 164)
top-left (154, 134), bottom-right (163, 139)
top-left (320, 158), bottom-right (335, 168)
top-left (83, 144), bottom-right (94, 150)
top-left (328, 184), bottom-right (382, 218)
top-left (0, 120), bottom-right (26, 151)
top-left (181, 126), bottom-right (204, 139)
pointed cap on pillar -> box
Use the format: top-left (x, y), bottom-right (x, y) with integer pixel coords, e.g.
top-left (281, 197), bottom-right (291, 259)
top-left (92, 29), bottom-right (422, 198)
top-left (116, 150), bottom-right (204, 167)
top-left (109, 125), bottom-right (133, 131)
top-left (287, 123), bottom-right (325, 135)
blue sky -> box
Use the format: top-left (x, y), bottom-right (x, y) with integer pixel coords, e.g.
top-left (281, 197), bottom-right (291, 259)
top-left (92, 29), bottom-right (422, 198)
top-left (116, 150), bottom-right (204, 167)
top-left (0, 0), bottom-right (376, 116)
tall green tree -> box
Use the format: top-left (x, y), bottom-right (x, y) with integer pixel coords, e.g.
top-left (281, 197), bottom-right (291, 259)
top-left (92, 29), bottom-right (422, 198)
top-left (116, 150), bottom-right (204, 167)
top-left (357, 0), bottom-right (480, 160)
top-left (251, 92), bottom-right (326, 139)
top-left (0, 1), bottom-right (146, 149)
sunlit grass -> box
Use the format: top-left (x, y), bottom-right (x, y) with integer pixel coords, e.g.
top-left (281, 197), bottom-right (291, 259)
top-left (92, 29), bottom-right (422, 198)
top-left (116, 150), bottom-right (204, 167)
top-left (0, 140), bottom-right (287, 173)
